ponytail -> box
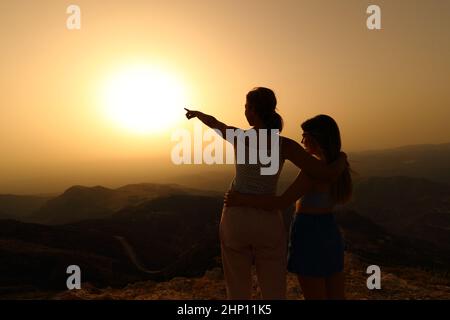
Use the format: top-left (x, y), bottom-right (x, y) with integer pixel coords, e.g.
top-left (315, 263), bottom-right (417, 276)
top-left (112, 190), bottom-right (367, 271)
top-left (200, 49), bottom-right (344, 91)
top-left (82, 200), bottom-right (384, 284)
top-left (261, 111), bottom-right (283, 132)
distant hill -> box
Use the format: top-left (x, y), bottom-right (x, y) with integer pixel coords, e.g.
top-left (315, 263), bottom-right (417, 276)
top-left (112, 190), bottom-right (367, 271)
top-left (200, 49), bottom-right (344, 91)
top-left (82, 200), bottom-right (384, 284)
top-left (0, 210), bottom-right (13, 220)
top-left (347, 176), bottom-right (450, 252)
top-left (2, 199), bottom-right (449, 297)
top-left (0, 219), bottom-right (141, 291)
top-left (166, 142), bottom-right (450, 193)
top-left (3, 142), bottom-right (450, 223)
top-left (0, 194), bottom-right (224, 292)
top-left (335, 209), bottom-right (450, 270)
top-left (30, 183), bottom-right (221, 225)
top-left (348, 143), bottom-right (450, 185)
top-left (73, 194), bottom-right (223, 276)
top-left (0, 195), bottom-right (52, 221)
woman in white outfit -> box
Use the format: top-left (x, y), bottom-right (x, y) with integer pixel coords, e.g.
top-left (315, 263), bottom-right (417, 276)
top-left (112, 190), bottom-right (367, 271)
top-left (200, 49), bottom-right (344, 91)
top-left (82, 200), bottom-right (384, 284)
top-left (185, 87), bottom-right (346, 299)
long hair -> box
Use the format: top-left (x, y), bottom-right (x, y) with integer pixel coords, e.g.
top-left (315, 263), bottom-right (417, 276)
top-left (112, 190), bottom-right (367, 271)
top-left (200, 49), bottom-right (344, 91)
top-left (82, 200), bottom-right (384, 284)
top-left (301, 115), bottom-right (352, 204)
top-left (246, 87), bottom-right (283, 131)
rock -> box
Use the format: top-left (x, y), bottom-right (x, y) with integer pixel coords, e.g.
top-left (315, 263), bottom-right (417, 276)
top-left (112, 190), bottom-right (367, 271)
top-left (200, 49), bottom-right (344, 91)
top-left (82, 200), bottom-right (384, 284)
top-left (204, 268), bottom-right (223, 280)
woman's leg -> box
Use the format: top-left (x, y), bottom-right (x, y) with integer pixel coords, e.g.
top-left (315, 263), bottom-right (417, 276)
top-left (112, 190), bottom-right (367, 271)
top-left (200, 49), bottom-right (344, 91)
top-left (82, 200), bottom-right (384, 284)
top-left (325, 272), bottom-right (345, 300)
top-left (297, 275), bottom-right (327, 300)
top-left (254, 211), bottom-right (287, 300)
top-left (221, 243), bottom-right (253, 299)
top-left (220, 206), bottom-right (253, 299)
top-left (254, 247), bottom-right (287, 300)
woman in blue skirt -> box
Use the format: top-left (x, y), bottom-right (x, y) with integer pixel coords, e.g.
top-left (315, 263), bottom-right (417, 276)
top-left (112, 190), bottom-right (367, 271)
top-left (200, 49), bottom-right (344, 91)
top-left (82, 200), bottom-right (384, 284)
top-left (225, 114), bottom-right (352, 300)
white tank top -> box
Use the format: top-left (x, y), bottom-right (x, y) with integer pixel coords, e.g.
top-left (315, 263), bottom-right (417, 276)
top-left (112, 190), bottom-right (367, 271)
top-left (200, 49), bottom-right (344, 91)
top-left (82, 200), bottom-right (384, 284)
top-left (230, 133), bottom-right (284, 195)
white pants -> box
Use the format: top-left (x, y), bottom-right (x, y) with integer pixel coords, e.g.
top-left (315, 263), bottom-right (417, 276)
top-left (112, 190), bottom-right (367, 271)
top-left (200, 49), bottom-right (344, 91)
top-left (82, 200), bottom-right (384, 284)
top-left (219, 205), bottom-right (287, 300)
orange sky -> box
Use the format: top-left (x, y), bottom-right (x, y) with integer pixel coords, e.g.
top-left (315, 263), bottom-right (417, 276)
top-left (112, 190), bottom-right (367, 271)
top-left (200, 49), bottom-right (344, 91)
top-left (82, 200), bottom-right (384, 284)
top-left (1, 0), bottom-right (449, 194)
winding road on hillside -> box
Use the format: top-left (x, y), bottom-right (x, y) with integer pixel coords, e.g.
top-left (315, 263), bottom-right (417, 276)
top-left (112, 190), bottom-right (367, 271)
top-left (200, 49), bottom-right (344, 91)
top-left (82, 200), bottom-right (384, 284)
top-left (114, 235), bottom-right (204, 275)
top-left (114, 236), bottom-right (162, 274)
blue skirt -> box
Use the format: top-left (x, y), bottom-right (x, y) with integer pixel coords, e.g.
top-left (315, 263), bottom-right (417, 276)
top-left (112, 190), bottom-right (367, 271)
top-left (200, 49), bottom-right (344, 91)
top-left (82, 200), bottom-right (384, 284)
top-left (287, 213), bottom-right (344, 277)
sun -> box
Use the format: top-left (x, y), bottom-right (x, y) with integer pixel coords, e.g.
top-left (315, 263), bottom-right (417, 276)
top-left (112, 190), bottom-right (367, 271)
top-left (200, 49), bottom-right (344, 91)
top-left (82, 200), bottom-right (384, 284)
top-left (101, 65), bottom-right (187, 134)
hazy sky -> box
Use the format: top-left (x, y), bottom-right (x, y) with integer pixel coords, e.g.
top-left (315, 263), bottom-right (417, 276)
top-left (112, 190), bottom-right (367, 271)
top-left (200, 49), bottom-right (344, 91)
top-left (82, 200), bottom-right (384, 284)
top-left (1, 0), bottom-right (449, 194)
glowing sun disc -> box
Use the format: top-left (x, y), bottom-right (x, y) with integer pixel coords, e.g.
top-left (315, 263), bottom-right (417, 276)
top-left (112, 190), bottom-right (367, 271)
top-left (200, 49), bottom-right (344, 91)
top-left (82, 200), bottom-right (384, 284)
top-left (101, 65), bottom-right (186, 134)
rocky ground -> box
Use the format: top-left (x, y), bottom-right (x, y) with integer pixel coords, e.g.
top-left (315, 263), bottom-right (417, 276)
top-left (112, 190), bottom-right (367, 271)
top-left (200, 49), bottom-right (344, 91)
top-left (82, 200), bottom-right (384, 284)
top-left (7, 253), bottom-right (450, 300)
